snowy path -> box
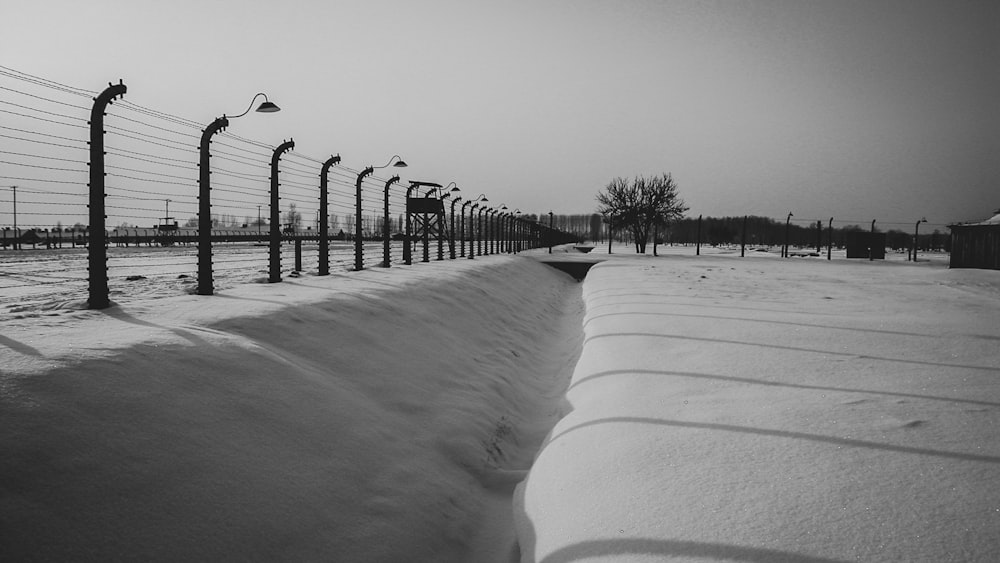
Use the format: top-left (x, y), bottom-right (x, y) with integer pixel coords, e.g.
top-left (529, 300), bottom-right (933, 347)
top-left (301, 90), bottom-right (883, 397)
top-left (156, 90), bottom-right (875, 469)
top-left (1, 255), bottom-right (583, 562)
top-left (516, 250), bottom-right (1000, 562)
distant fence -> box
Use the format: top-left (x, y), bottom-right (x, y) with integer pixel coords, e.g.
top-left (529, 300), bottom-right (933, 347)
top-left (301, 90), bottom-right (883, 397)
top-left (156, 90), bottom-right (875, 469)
top-left (0, 67), bottom-right (575, 308)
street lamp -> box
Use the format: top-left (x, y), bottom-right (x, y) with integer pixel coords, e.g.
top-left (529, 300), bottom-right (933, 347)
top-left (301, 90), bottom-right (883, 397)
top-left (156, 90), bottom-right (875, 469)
top-left (870, 219), bottom-right (877, 261)
top-left (783, 212), bottom-right (793, 258)
top-left (912, 217), bottom-right (927, 262)
top-left (548, 211), bottom-right (554, 254)
top-left (355, 155), bottom-right (407, 271)
top-left (198, 92), bottom-right (281, 296)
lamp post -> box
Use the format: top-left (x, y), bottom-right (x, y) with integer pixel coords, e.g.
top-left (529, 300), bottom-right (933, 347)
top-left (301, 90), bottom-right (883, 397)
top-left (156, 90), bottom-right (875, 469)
top-left (548, 211), bottom-right (554, 253)
top-left (828, 217), bottom-right (833, 260)
top-left (318, 154), bottom-right (341, 275)
top-left (607, 211), bottom-right (613, 254)
top-left (197, 93), bottom-right (280, 295)
top-left (912, 217), bottom-right (927, 262)
top-left (355, 155), bottom-right (406, 271)
top-left (783, 212), bottom-right (793, 258)
top-left (870, 219), bottom-right (877, 261)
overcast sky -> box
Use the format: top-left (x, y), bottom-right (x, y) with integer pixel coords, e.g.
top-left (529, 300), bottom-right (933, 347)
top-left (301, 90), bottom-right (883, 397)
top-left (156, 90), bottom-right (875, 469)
top-left (3, 0), bottom-right (997, 228)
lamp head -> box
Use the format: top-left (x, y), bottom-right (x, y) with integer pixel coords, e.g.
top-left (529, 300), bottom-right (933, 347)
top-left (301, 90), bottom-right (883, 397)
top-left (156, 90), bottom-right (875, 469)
top-left (255, 100), bottom-right (280, 113)
top-left (394, 160), bottom-right (408, 168)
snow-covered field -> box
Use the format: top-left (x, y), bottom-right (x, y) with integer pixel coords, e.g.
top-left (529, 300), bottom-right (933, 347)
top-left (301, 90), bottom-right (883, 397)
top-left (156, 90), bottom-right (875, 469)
top-left (519, 246), bottom-right (1000, 562)
top-left (0, 241), bottom-right (413, 313)
top-left (2, 244), bottom-right (998, 561)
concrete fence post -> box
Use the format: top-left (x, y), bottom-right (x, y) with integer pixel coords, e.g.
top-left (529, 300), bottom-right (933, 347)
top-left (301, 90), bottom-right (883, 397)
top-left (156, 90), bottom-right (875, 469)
top-left (87, 80), bottom-right (127, 309)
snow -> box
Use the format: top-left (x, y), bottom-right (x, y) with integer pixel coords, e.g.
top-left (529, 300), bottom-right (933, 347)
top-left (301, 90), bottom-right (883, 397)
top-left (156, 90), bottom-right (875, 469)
top-left (517, 246), bottom-right (1000, 563)
top-left (1, 254), bottom-right (583, 561)
top-left (3, 243), bottom-right (999, 561)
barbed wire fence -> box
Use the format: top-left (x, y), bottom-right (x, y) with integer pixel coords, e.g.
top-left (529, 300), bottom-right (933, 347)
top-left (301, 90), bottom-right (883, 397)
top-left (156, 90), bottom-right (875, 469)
top-left (0, 66), bottom-right (566, 310)
top-left (3, 66), bottom-right (966, 310)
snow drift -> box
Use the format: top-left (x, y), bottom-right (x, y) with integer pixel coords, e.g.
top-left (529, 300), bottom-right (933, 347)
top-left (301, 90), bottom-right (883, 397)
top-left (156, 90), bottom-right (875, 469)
top-left (1, 257), bottom-right (583, 561)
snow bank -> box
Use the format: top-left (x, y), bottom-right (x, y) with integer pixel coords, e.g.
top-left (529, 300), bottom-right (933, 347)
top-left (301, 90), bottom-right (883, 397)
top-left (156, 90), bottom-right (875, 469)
top-left (516, 253), bottom-right (1000, 562)
top-left (1, 256), bottom-right (583, 561)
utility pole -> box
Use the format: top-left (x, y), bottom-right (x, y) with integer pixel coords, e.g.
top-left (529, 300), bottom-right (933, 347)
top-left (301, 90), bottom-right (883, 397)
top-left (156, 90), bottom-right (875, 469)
top-left (12, 185), bottom-right (18, 250)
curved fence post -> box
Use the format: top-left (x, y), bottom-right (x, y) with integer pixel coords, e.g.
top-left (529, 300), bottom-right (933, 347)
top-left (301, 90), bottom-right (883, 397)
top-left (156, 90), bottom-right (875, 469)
top-left (318, 154), bottom-right (340, 276)
top-left (197, 116), bottom-right (229, 296)
top-left (87, 80), bottom-right (127, 309)
top-left (269, 139), bottom-right (295, 283)
top-left (381, 175), bottom-right (400, 267)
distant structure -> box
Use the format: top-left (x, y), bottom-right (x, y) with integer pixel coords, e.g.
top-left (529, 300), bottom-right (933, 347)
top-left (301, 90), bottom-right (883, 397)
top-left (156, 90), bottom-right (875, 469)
top-left (845, 232), bottom-right (886, 260)
top-left (949, 209), bottom-right (1000, 270)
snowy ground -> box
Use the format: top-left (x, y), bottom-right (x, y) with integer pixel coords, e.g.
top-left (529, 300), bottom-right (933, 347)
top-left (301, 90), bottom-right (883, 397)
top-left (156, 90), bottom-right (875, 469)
top-left (518, 245), bottom-right (1000, 562)
top-left (2, 243), bottom-right (998, 561)
top-left (0, 241), bottom-right (399, 313)
top-left (1, 251), bottom-right (583, 561)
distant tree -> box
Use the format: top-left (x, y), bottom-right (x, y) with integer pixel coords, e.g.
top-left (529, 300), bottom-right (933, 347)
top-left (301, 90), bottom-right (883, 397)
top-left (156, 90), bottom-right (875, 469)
top-left (596, 173), bottom-right (688, 253)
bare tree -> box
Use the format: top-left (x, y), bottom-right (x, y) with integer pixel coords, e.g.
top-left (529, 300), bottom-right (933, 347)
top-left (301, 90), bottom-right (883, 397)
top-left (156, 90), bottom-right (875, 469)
top-left (596, 173), bottom-right (688, 253)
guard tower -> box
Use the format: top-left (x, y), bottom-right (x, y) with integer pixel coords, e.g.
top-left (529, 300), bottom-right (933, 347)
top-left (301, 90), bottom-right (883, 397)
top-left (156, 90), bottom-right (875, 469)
top-left (407, 194), bottom-right (446, 263)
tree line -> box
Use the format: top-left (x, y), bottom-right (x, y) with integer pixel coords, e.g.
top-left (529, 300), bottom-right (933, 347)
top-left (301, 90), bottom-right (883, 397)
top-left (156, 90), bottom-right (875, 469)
top-left (586, 173), bottom-right (948, 253)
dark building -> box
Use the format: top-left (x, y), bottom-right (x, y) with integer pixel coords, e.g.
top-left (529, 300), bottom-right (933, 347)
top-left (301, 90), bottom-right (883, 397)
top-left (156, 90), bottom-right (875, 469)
top-left (845, 231), bottom-right (886, 259)
top-left (949, 210), bottom-right (1000, 270)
